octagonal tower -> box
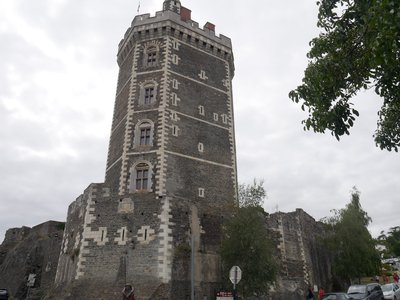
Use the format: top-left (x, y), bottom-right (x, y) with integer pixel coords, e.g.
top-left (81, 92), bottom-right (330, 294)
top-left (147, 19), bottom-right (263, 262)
top-left (55, 1), bottom-right (237, 299)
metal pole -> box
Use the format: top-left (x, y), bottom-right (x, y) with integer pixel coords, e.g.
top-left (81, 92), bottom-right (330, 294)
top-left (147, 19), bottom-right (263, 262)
top-left (191, 231), bottom-right (195, 300)
top-left (233, 267), bottom-right (237, 300)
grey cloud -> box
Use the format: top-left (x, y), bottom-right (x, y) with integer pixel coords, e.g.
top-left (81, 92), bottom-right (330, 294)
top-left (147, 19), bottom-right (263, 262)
top-left (1, 0), bottom-right (399, 244)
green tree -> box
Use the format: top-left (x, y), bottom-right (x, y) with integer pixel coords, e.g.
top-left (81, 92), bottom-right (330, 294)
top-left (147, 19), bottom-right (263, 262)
top-left (220, 180), bottom-right (276, 298)
top-left (377, 226), bottom-right (400, 258)
top-left (238, 179), bottom-right (267, 208)
top-left (289, 0), bottom-right (400, 151)
top-left (220, 206), bottom-right (276, 298)
top-left (323, 187), bottom-right (381, 283)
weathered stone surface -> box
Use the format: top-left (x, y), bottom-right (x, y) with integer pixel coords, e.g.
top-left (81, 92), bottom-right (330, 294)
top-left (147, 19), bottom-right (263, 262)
top-left (0, 221), bottom-right (64, 300)
top-left (54, 1), bottom-right (237, 299)
top-left (0, 2), bottom-right (335, 300)
top-left (266, 209), bottom-right (333, 299)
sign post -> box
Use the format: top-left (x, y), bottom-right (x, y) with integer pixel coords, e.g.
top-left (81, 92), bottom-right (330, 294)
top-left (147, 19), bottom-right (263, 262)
top-left (216, 291), bottom-right (234, 300)
top-left (229, 266), bottom-right (242, 300)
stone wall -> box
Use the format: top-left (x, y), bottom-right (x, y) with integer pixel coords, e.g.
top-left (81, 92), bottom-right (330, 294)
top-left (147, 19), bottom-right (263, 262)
top-left (0, 208), bottom-right (334, 299)
top-left (266, 209), bottom-right (333, 300)
top-left (0, 221), bottom-right (64, 300)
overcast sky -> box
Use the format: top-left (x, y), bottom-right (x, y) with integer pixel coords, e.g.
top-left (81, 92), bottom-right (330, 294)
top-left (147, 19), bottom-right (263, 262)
top-left (0, 0), bottom-right (399, 243)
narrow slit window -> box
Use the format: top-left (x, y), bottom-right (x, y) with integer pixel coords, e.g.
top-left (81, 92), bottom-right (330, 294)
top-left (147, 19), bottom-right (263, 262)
top-left (198, 105), bottom-right (205, 116)
top-left (171, 93), bottom-right (178, 106)
top-left (172, 54), bottom-right (179, 65)
top-left (171, 111), bottom-right (178, 121)
top-left (172, 125), bottom-right (179, 137)
top-left (198, 143), bottom-right (204, 153)
top-left (221, 114), bottom-right (228, 124)
top-left (198, 188), bottom-right (205, 198)
top-left (172, 79), bottom-right (179, 90)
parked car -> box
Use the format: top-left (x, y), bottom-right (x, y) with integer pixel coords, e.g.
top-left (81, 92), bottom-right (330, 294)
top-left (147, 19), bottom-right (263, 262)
top-left (381, 283), bottom-right (400, 300)
top-left (322, 292), bottom-right (353, 300)
top-left (0, 288), bottom-right (8, 300)
top-left (347, 283), bottom-right (384, 300)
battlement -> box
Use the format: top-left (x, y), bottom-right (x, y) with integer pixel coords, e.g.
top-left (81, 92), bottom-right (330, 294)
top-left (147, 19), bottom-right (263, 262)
top-left (118, 8), bottom-right (232, 53)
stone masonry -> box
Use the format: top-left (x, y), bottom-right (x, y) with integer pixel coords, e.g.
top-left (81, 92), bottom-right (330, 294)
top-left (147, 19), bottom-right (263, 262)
top-left (0, 221), bottom-right (64, 300)
top-left (54, 1), bottom-right (237, 299)
top-left (0, 2), bottom-right (336, 299)
top-left (267, 209), bottom-right (333, 300)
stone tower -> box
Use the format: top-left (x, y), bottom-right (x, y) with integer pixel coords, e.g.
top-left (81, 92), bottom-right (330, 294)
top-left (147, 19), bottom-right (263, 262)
top-left (55, 1), bottom-right (237, 299)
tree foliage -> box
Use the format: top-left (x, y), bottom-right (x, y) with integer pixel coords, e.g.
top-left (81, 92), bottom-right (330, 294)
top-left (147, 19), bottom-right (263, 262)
top-left (323, 187), bottom-right (381, 283)
top-left (220, 180), bottom-right (275, 297)
top-left (220, 206), bottom-right (276, 298)
top-left (289, 0), bottom-right (400, 151)
top-left (377, 226), bottom-right (400, 257)
top-left (238, 179), bottom-right (267, 208)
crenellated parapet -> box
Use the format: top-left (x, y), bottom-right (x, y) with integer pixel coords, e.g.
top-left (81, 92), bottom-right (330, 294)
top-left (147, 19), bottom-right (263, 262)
top-left (117, 8), bottom-right (234, 75)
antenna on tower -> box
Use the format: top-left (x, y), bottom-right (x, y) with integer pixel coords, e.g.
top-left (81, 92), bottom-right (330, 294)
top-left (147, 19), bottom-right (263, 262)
top-left (137, 1), bottom-right (141, 13)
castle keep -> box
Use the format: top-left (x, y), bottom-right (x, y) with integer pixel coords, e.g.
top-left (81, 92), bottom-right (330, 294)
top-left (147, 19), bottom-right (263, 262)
top-left (54, 1), bottom-right (237, 299)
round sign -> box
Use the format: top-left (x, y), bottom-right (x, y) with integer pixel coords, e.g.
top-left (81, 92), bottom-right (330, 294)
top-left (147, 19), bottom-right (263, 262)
top-left (229, 265), bottom-right (242, 284)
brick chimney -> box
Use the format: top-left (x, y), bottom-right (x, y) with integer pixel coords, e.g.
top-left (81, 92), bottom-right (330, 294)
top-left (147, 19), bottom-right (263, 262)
top-left (180, 6), bottom-right (191, 21)
top-left (204, 22), bottom-right (215, 32)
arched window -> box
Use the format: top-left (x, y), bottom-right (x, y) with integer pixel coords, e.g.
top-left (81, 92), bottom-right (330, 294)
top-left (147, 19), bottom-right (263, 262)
top-left (144, 87), bottom-right (155, 104)
top-left (129, 161), bottom-right (153, 193)
top-left (145, 46), bottom-right (158, 67)
top-left (133, 120), bottom-right (154, 148)
top-left (135, 163), bottom-right (149, 190)
top-left (139, 123), bottom-right (151, 146)
top-left (139, 81), bottom-right (158, 106)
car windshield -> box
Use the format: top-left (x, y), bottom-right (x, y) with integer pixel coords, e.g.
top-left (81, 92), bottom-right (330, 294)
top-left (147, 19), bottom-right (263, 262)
top-left (382, 284), bottom-right (394, 292)
top-left (348, 286), bottom-right (367, 294)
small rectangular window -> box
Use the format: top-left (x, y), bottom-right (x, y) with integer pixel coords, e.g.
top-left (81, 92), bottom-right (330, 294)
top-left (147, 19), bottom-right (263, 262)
top-left (172, 39), bottom-right (179, 50)
top-left (172, 79), bottom-right (179, 90)
top-left (198, 143), bottom-right (204, 153)
top-left (199, 70), bottom-right (208, 80)
top-left (198, 188), bottom-right (205, 198)
top-left (171, 93), bottom-right (179, 106)
top-left (172, 125), bottom-right (179, 137)
top-left (221, 114), bottom-right (228, 124)
top-left (171, 111), bottom-right (178, 121)
top-left (198, 105), bottom-right (205, 116)
top-left (172, 54), bottom-right (179, 65)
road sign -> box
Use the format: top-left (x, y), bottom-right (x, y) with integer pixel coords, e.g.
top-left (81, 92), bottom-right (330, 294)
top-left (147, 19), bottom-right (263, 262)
top-left (216, 291), bottom-right (234, 300)
top-left (229, 266), bottom-right (242, 285)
